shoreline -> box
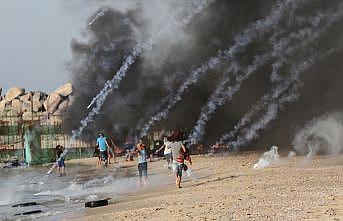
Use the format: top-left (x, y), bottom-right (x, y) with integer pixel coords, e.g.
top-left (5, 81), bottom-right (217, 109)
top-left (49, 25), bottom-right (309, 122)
top-left (63, 152), bottom-right (343, 221)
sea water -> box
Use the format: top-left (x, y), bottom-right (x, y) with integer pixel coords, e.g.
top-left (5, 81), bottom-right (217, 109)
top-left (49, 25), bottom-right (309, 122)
top-left (0, 163), bottom-right (136, 221)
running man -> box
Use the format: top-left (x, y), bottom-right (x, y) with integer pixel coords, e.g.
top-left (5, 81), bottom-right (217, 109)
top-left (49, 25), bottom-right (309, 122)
top-left (156, 137), bottom-right (173, 169)
top-left (170, 137), bottom-right (192, 189)
top-left (96, 133), bottom-right (110, 168)
top-left (136, 139), bottom-right (148, 186)
top-left (106, 136), bottom-right (116, 164)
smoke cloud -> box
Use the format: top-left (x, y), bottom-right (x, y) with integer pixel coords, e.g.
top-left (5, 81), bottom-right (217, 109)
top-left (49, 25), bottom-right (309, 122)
top-left (190, 3), bottom-right (343, 142)
top-left (293, 112), bottom-right (343, 156)
top-left (63, 0), bottom-right (343, 150)
top-left (253, 145), bottom-right (280, 169)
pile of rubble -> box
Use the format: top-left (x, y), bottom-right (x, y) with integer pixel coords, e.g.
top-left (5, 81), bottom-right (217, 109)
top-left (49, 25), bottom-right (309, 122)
top-left (0, 83), bottom-right (73, 115)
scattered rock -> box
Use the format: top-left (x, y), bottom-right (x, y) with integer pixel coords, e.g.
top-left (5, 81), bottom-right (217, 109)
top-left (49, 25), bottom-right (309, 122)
top-left (54, 83), bottom-right (73, 97)
top-left (5, 87), bottom-right (25, 102)
top-left (44, 92), bottom-right (63, 114)
top-left (325, 208), bottom-right (336, 216)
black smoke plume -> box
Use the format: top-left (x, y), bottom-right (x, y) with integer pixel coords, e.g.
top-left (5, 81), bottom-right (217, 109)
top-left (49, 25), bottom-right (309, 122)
top-left (64, 0), bottom-right (343, 149)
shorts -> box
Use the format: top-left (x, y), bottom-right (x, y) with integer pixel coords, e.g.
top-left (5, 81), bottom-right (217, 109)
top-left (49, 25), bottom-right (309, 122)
top-left (164, 153), bottom-right (172, 163)
top-left (58, 158), bottom-right (65, 168)
top-left (138, 162), bottom-right (148, 178)
top-left (173, 162), bottom-right (184, 177)
top-left (100, 151), bottom-right (108, 161)
top-left (93, 150), bottom-right (100, 158)
top-left (109, 148), bottom-right (114, 156)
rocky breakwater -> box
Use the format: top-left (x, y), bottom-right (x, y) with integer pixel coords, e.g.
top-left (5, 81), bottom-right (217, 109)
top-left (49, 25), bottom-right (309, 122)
top-left (0, 83), bottom-right (73, 118)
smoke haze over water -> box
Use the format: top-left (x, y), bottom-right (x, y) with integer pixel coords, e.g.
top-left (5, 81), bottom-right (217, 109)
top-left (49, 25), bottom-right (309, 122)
top-left (64, 0), bottom-right (343, 149)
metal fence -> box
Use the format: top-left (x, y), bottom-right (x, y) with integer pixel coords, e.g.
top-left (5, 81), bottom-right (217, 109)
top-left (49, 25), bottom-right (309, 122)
top-left (0, 110), bottom-right (93, 151)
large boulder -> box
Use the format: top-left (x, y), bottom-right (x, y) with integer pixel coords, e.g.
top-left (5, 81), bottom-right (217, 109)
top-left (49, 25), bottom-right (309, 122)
top-left (32, 91), bottom-right (47, 112)
top-left (11, 99), bottom-right (22, 113)
top-left (19, 93), bottom-right (32, 103)
top-left (54, 83), bottom-right (73, 97)
top-left (5, 87), bottom-right (25, 102)
top-left (0, 100), bottom-right (6, 112)
top-left (54, 98), bottom-right (69, 115)
top-left (22, 100), bottom-right (32, 112)
top-left (44, 92), bottom-right (63, 114)
top-left (33, 100), bottom-right (43, 112)
top-left (33, 91), bottom-right (47, 100)
top-left (68, 95), bottom-right (75, 106)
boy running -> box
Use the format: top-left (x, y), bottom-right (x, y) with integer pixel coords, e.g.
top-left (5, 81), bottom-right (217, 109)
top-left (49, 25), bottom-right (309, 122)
top-left (156, 137), bottom-right (173, 169)
top-left (96, 133), bottom-right (110, 168)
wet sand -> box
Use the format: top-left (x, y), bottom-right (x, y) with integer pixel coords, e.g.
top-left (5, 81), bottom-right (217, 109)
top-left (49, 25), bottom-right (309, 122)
top-left (65, 152), bottom-right (343, 221)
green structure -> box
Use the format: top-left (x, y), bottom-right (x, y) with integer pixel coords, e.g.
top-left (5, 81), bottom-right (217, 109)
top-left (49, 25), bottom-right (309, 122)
top-left (24, 125), bottom-right (42, 165)
top-left (0, 111), bottom-right (93, 165)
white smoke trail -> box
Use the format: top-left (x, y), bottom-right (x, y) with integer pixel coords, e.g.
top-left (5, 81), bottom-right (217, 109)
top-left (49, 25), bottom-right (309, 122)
top-left (88, 8), bottom-right (108, 26)
top-left (86, 0), bottom-right (215, 109)
top-left (80, 0), bottom-right (215, 134)
top-left (218, 5), bottom-right (343, 145)
top-left (228, 89), bottom-right (300, 150)
top-left (140, 0), bottom-right (308, 137)
top-left (47, 0), bottom-right (214, 174)
top-left (222, 47), bottom-right (341, 150)
top-left (189, 3), bottom-right (343, 141)
top-left (226, 47), bottom-right (338, 147)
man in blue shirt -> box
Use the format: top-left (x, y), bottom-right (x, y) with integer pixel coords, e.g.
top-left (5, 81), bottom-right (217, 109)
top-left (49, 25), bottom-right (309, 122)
top-left (96, 133), bottom-right (110, 168)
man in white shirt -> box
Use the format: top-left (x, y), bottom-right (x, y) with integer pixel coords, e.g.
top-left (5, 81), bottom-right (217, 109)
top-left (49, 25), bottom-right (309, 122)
top-left (157, 137), bottom-right (173, 169)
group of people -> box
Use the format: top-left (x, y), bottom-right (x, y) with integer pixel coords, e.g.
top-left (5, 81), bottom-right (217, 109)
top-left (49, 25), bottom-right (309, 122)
top-left (53, 130), bottom-right (235, 190)
top-left (95, 133), bottom-right (117, 168)
top-left (94, 132), bottom-right (193, 188)
top-left (136, 135), bottom-right (192, 188)
top-left (56, 132), bottom-right (192, 189)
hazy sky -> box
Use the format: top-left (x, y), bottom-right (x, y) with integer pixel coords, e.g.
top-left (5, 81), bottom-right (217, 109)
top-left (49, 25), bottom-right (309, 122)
top-left (0, 1), bottom-right (89, 94)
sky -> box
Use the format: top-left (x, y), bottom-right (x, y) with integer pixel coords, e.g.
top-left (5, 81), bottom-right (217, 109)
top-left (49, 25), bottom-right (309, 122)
top-left (0, 1), bottom-right (89, 94)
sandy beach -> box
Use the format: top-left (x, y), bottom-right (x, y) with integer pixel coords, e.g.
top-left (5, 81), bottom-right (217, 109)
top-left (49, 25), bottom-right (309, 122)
top-left (64, 152), bottom-right (343, 221)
